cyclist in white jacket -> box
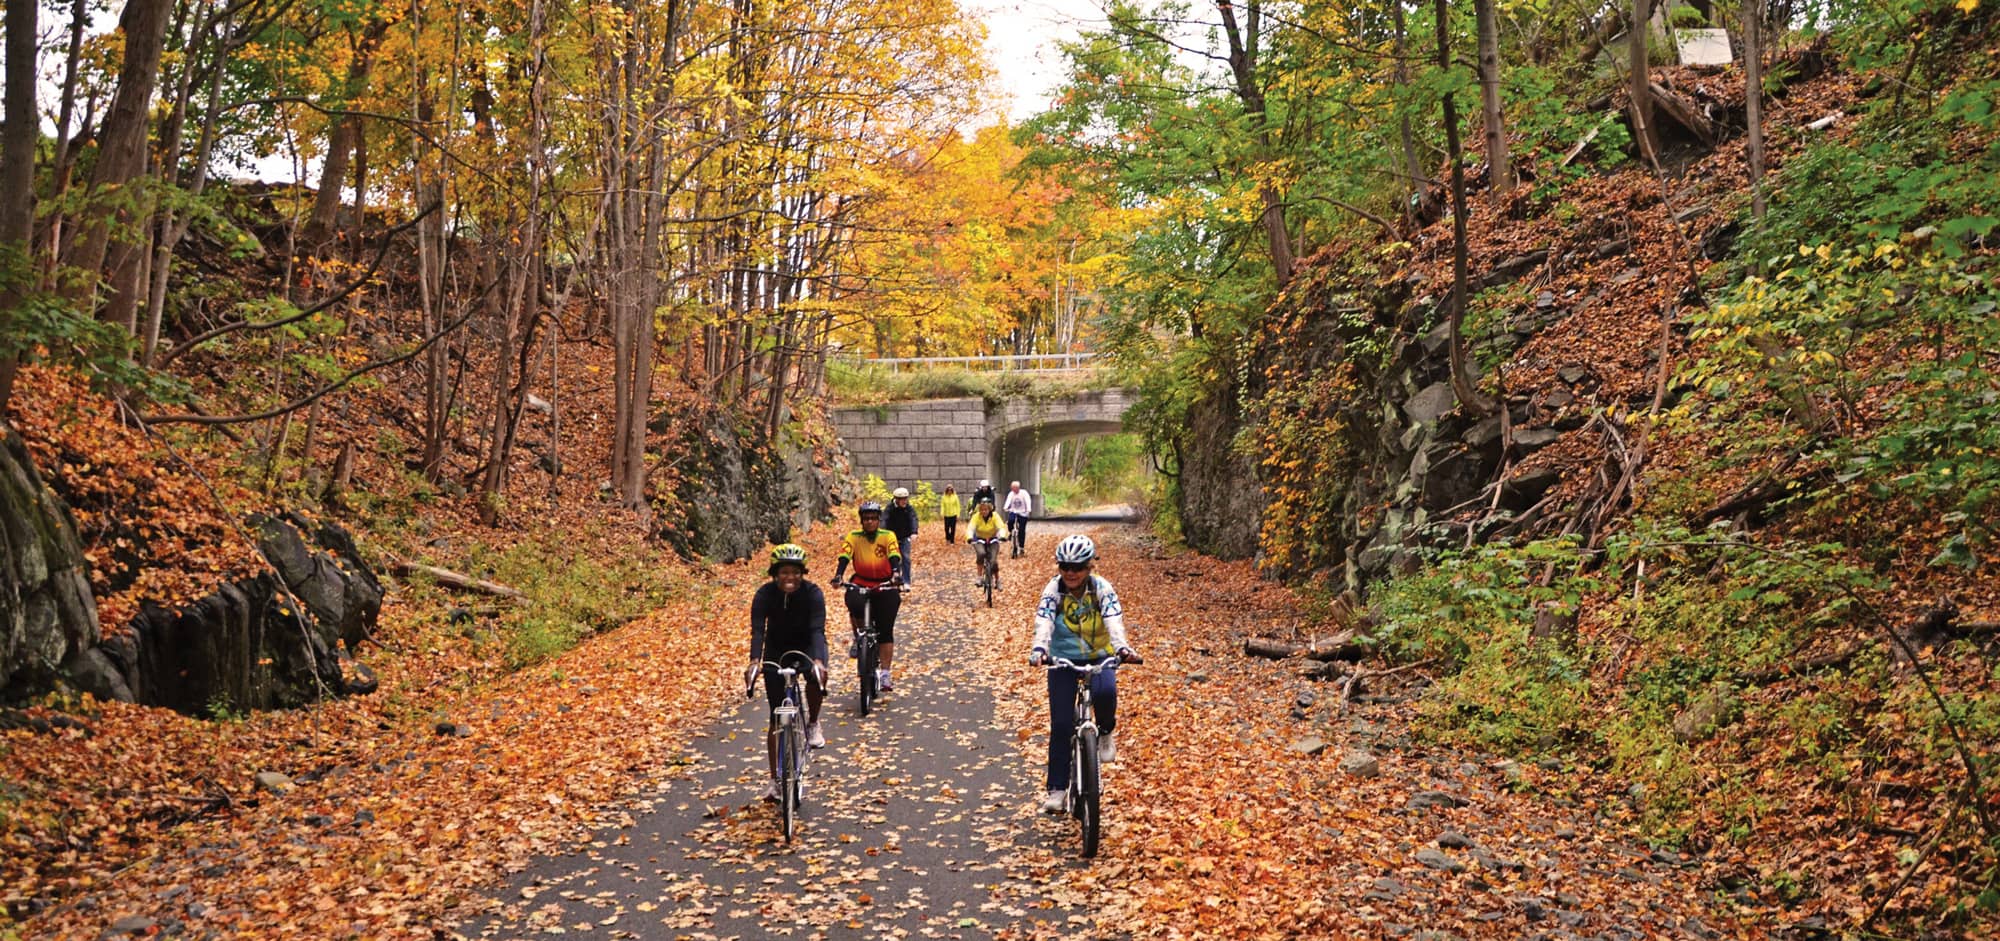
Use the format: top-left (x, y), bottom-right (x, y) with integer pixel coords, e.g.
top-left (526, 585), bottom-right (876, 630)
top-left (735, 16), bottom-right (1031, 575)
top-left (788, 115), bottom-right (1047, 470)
top-left (1028, 534), bottom-right (1141, 814)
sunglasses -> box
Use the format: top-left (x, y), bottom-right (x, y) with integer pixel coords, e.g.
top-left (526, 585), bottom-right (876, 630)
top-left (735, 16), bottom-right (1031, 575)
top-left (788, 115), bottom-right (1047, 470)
top-left (1058, 562), bottom-right (1090, 573)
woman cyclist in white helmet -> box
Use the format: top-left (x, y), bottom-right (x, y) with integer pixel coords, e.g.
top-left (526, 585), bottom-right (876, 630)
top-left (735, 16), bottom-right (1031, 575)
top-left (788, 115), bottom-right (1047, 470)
top-left (1027, 534), bottom-right (1143, 813)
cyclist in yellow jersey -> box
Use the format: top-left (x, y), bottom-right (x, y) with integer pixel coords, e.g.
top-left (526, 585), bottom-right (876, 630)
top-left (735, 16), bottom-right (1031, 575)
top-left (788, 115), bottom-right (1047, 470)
top-left (968, 498), bottom-right (1005, 589)
top-left (832, 501), bottom-right (904, 691)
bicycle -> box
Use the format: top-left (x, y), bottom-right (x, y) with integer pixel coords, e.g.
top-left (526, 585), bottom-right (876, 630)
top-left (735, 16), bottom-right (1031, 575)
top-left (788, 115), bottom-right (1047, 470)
top-left (747, 651), bottom-right (815, 841)
top-left (970, 536), bottom-right (1003, 607)
top-left (837, 582), bottom-right (904, 716)
top-left (1041, 654), bottom-right (1139, 858)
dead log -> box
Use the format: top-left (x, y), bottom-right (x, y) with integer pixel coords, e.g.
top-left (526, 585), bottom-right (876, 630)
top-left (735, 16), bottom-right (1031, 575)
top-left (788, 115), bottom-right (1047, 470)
top-left (391, 560), bottom-right (524, 599)
top-left (1646, 81), bottom-right (1718, 146)
top-left (1243, 631), bottom-right (1365, 662)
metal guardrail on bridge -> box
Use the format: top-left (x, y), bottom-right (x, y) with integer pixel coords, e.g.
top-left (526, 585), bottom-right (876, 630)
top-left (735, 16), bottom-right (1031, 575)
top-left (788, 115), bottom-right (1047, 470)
top-left (831, 352), bottom-right (1100, 374)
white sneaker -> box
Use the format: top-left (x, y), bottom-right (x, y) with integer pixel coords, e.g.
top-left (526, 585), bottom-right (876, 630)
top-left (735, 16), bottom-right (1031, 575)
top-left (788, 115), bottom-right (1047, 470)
top-left (807, 721), bottom-right (826, 749)
top-left (878, 671), bottom-right (894, 692)
top-left (1098, 732), bottom-right (1117, 764)
top-left (1039, 789), bottom-right (1069, 814)
top-left (759, 781), bottom-right (779, 802)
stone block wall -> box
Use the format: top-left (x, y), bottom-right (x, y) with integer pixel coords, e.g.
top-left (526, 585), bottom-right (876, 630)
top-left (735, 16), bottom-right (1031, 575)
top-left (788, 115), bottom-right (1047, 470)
top-left (831, 398), bottom-right (992, 500)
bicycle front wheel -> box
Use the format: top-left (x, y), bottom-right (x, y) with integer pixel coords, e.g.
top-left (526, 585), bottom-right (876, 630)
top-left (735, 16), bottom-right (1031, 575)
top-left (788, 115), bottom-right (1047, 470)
top-left (778, 721), bottom-right (799, 841)
top-left (1073, 727), bottom-right (1101, 858)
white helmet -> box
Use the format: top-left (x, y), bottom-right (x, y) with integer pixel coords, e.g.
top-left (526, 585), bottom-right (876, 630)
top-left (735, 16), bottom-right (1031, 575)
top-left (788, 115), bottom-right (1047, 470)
top-left (1054, 534), bottom-right (1096, 565)
top-left (979, 479), bottom-right (990, 487)
top-left (892, 487), bottom-right (910, 498)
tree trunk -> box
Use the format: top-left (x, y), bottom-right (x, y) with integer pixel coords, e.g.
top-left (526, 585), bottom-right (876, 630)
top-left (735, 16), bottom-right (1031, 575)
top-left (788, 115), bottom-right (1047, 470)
top-left (64, 0), bottom-right (174, 331)
top-left (1628, 0), bottom-right (1660, 165)
top-left (1474, 0), bottom-right (1513, 195)
top-left (1215, 0), bottom-right (1296, 286)
top-left (0, 0), bottom-right (36, 412)
top-left (43, 0), bottom-right (89, 280)
top-left (1436, 0), bottom-right (1495, 418)
top-left (1391, 0), bottom-right (1425, 228)
top-left (1743, 0), bottom-right (1766, 222)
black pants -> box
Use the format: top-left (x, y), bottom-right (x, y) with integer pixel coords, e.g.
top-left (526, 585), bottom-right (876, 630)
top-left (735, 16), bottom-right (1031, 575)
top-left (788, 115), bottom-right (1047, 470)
top-left (943, 517), bottom-right (958, 543)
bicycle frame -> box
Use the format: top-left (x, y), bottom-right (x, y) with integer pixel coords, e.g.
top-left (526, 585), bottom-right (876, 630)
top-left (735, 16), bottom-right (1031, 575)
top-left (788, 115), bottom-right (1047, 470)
top-left (841, 582), bottom-right (902, 716)
top-left (971, 537), bottom-right (1002, 605)
top-left (1045, 656), bottom-right (1120, 858)
top-left (756, 651), bottom-right (815, 841)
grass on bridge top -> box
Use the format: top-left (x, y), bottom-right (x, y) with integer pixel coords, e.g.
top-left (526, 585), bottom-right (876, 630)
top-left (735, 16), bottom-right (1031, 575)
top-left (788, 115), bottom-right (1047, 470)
top-left (826, 361), bottom-right (1123, 406)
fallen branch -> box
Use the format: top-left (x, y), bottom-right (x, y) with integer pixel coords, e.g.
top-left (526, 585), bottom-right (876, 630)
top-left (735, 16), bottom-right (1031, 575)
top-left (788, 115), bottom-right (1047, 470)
top-left (1244, 631), bottom-right (1364, 662)
top-left (390, 560), bottom-right (524, 599)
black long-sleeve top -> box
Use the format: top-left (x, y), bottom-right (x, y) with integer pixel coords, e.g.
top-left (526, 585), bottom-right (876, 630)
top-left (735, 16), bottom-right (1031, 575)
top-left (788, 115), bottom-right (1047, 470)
top-left (884, 502), bottom-right (919, 539)
top-left (748, 580), bottom-right (828, 665)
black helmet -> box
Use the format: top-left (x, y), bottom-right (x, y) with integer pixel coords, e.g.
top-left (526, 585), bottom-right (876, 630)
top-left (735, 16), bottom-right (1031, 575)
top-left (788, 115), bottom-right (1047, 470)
top-left (858, 501), bottom-right (883, 518)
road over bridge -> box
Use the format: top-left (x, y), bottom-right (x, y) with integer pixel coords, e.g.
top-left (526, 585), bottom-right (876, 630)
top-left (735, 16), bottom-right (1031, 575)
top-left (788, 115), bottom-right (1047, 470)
top-left (831, 388), bottom-right (1136, 515)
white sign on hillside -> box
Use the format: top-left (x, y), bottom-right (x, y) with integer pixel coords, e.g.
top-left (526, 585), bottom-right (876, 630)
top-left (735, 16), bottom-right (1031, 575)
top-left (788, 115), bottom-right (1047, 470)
top-left (1675, 28), bottom-right (1735, 66)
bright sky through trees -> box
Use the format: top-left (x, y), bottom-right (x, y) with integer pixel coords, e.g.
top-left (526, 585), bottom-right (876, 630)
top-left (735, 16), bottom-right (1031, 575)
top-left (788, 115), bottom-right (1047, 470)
top-left (965, 0), bottom-right (1105, 121)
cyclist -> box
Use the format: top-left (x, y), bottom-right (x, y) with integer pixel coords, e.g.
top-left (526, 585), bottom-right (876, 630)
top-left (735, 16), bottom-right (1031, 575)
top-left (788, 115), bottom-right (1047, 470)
top-left (833, 501), bottom-right (904, 693)
top-left (939, 485), bottom-right (962, 544)
top-left (1003, 481), bottom-right (1033, 558)
top-left (885, 486), bottom-right (919, 584)
top-left (1027, 534), bottom-right (1141, 814)
top-left (968, 497), bottom-right (1005, 588)
top-left (972, 479), bottom-right (996, 509)
top-left (744, 543), bottom-right (828, 801)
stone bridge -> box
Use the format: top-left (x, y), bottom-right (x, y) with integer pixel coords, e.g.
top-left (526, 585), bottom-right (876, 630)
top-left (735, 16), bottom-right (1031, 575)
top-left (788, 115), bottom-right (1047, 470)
top-left (831, 389), bottom-right (1136, 515)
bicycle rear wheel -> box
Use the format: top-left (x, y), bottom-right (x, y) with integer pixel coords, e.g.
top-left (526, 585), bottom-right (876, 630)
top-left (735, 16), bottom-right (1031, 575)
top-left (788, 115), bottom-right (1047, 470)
top-left (857, 642), bottom-right (878, 716)
top-left (1073, 727), bottom-right (1101, 858)
top-left (984, 559), bottom-right (994, 607)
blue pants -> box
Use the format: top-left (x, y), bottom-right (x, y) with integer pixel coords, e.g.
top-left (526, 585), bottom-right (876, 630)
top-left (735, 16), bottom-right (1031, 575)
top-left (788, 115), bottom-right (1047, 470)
top-left (896, 535), bottom-right (913, 583)
top-left (1045, 663), bottom-right (1117, 790)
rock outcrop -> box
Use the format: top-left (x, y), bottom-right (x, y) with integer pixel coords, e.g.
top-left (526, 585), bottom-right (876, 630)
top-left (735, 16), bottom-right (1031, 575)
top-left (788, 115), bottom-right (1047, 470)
top-left (665, 405), bottom-right (837, 562)
top-left (0, 424), bottom-right (102, 700)
top-left (2, 425), bottom-right (383, 714)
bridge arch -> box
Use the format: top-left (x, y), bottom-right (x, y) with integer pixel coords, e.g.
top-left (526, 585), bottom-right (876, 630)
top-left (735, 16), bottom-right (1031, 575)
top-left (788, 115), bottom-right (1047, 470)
top-left (831, 389), bottom-right (1137, 515)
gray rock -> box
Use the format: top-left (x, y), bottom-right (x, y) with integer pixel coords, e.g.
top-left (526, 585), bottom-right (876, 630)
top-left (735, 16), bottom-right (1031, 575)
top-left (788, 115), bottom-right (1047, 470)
top-left (1438, 831), bottom-right (1475, 849)
top-left (1339, 750), bottom-right (1381, 777)
top-left (61, 646), bottom-right (134, 704)
top-left (1294, 691), bottom-right (1316, 709)
top-left (1557, 366), bottom-right (1592, 384)
top-left (1462, 415), bottom-right (1505, 448)
top-left (1414, 848), bottom-right (1466, 872)
top-left (1290, 736), bottom-right (1328, 756)
top-left (1187, 672), bottom-right (1210, 683)
top-left (253, 771), bottom-right (293, 795)
top-left (1672, 686), bottom-right (1740, 742)
top-left (1408, 790), bottom-right (1466, 810)
top-left (105, 915), bottom-right (156, 935)
top-left (1403, 382), bottom-right (1459, 426)
top-left (1511, 427), bottom-right (1563, 452)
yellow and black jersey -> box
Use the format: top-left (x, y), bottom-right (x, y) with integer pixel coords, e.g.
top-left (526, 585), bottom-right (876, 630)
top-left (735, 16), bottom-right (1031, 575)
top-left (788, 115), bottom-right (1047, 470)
top-left (839, 529), bottom-right (902, 585)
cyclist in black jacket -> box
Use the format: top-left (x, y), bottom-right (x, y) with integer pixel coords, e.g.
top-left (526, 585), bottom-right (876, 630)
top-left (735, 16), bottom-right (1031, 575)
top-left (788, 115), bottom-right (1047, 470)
top-left (746, 543), bottom-right (828, 801)
top-left (885, 487), bottom-right (919, 584)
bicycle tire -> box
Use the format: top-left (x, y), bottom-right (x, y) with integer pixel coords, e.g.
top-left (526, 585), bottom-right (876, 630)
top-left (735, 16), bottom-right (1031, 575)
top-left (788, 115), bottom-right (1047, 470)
top-left (778, 718), bottom-right (798, 841)
top-left (984, 564), bottom-right (994, 607)
top-left (1074, 726), bottom-right (1101, 857)
top-left (858, 643), bottom-right (878, 716)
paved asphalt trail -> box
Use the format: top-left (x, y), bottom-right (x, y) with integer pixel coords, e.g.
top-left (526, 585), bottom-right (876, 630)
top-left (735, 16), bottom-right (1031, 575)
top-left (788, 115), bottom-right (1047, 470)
top-left (450, 549), bottom-right (1098, 941)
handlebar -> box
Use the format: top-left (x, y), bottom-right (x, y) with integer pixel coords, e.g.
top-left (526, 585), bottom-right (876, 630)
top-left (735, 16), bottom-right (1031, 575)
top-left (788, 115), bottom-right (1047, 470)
top-left (834, 581), bottom-right (908, 594)
top-left (1040, 654), bottom-right (1138, 673)
top-left (746, 652), bottom-right (818, 697)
